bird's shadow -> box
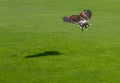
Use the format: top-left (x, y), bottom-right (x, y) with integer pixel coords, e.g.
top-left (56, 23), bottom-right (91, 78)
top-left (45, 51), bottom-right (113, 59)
top-left (24, 51), bottom-right (63, 58)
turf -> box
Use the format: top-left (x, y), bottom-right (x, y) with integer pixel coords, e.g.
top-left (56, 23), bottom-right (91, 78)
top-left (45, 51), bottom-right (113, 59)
top-left (0, 0), bottom-right (120, 83)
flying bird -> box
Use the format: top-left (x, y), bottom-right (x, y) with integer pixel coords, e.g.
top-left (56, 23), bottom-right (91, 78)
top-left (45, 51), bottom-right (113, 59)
top-left (63, 10), bottom-right (92, 31)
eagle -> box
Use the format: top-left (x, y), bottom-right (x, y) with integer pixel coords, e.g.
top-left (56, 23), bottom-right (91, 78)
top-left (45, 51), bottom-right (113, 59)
top-left (63, 10), bottom-right (92, 31)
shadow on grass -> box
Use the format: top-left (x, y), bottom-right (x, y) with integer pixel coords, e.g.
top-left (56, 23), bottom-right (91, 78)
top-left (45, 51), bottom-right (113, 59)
top-left (25, 51), bottom-right (63, 58)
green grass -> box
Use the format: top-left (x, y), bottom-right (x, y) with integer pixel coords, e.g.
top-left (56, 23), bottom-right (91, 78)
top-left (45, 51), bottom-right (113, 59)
top-left (0, 0), bottom-right (120, 83)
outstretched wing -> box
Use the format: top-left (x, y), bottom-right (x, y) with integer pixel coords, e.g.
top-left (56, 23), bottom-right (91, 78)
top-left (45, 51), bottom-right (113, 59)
top-left (79, 10), bottom-right (92, 20)
top-left (63, 15), bottom-right (81, 23)
top-left (83, 10), bottom-right (92, 20)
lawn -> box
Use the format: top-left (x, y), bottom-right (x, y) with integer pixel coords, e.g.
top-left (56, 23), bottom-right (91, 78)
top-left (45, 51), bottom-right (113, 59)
top-left (0, 0), bottom-right (120, 83)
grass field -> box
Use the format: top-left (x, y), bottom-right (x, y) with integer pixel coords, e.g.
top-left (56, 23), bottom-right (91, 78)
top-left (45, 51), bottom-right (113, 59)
top-left (0, 0), bottom-right (120, 83)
